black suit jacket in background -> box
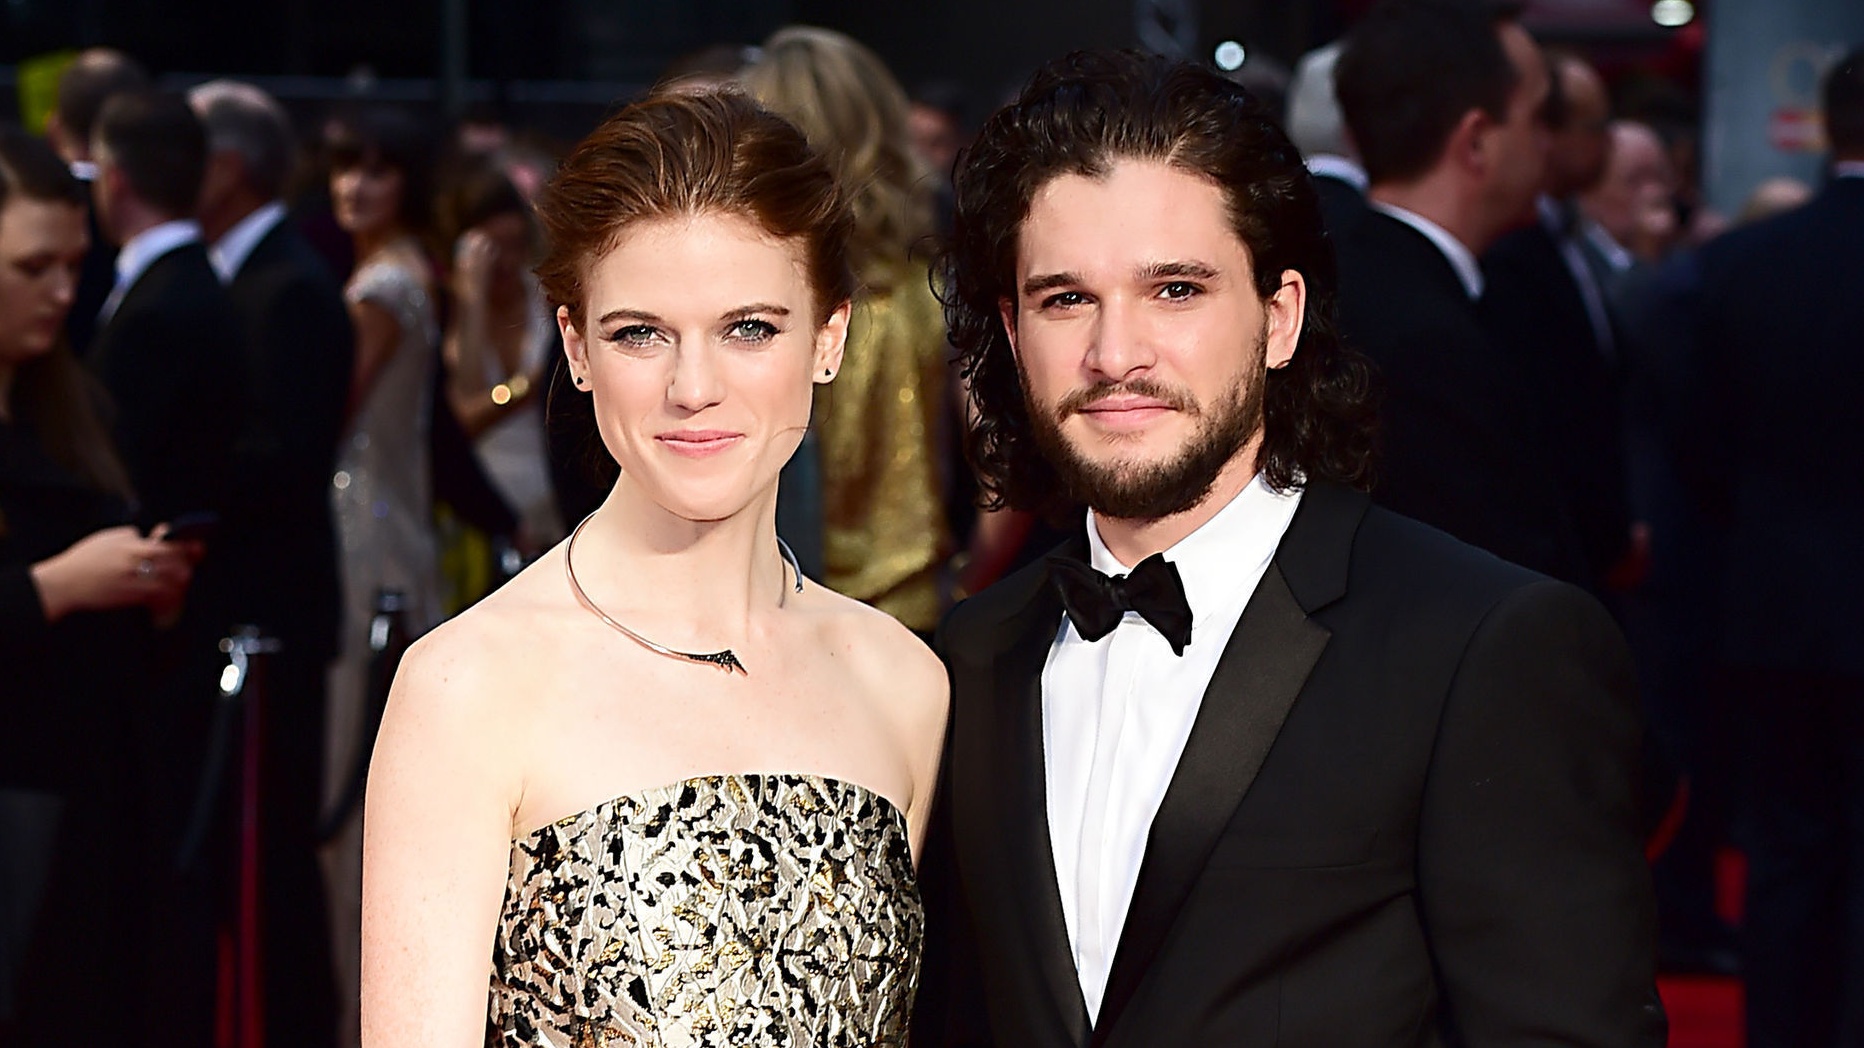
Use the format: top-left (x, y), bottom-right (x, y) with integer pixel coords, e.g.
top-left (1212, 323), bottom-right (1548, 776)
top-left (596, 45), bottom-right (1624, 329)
top-left (85, 241), bottom-right (246, 533)
top-left (1482, 218), bottom-right (1633, 588)
top-left (1674, 177), bottom-right (1864, 678)
top-left (1334, 209), bottom-right (1588, 584)
top-left (914, 481), bottom-right (1665, 1047)
top-left (222, 220), bottom-right (354, 660)
top-left (1312, 171), bottom-right (1369, 242)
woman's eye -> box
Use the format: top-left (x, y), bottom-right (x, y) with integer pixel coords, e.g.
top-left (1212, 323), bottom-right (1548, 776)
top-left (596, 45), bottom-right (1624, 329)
top-left (727, 319), bottom-right (779, 343)
top-left (607, 325), bottom-right (661, 347)
top-left (1040, 291), bottom-right (1087, 309)
top-left (1159, 281), bottom-right (1201, 301)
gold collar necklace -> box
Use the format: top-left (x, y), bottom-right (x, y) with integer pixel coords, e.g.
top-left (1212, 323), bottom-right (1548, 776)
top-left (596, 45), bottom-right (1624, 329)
top-left (562, 513), bottom-right (803, 676)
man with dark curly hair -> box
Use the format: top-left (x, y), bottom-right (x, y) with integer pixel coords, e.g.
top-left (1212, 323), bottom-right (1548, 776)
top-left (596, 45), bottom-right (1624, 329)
top-left (912, 47), bottom-right (1665, 1047)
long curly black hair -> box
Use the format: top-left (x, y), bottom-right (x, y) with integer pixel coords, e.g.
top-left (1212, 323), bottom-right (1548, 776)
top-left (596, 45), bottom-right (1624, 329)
top-left (940, 49), bottom-right (1377, 518)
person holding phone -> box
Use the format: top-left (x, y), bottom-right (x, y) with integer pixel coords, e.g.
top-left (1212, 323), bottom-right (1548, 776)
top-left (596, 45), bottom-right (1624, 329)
top-left (0, 127), bottom-right (199, 1044)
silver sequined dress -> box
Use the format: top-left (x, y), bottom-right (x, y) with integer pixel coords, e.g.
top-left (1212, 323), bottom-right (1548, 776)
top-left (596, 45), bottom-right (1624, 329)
top-left (488, 774), bottom-right (923, 1047)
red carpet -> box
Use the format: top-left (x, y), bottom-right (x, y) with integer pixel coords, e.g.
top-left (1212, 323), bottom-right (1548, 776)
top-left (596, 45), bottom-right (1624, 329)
top-left (1660, 975), bottom-right (1743, 1048)
top-left (1657, 848), bottom-right (1746, 1047)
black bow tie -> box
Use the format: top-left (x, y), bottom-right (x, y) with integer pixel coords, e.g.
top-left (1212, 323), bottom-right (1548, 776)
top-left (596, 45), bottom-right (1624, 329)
top-left (1048, 552), bottom-right (1194, 656)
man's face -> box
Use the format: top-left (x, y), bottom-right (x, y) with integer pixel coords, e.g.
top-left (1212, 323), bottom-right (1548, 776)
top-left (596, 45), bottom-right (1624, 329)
top-left (1548, 58), bottom-right (1611, 197)
top-left (1001, 158), bottom-right (1301, 521)
top-left (1487, 22), bottom-right (1552, 227)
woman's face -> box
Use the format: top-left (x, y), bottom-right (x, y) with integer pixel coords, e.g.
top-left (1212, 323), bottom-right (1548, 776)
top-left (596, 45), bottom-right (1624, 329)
top-left (479, 211), bottom-right (529, 295)
top-left (330, 156), bottom-right (406, 237)
top-left (560, 210), bottom-right (848, 523)
top-left (0, 196), bottom-right (87, 366)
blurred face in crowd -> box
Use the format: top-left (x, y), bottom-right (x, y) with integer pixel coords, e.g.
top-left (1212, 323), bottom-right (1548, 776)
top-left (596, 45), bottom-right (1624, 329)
top-left (559, 209), bottom-right (848, 522)
top-left (1548, 56), bottom-right (1611, 198)
top-left (1001, 159), bottom-right (1303, 521)
top-left (0, 195), bottom-right (87, 368)
top-left (331, 152), bottom-right (407, 238)
top-left (909, 103), bottom-right (963, 180)
top-left (1582, 121), bottom-right (1676, 253)
top-left (1486, 22), bottom-right (1552, 230)
top-left (477, 210), bottom-right (531, 299)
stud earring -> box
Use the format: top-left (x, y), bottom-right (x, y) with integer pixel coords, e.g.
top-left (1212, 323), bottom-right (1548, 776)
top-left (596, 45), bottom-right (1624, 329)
top-left (574, 375), bottom-right (588, 387)
top-left (822, 368), bottom-right (834, 379)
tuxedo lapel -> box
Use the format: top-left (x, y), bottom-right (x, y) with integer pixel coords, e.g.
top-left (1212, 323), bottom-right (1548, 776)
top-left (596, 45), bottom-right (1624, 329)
top-left (977, 548), bottom-right (1092, 1046)
top-left (1089, 483), bottom-right (1366, 1044)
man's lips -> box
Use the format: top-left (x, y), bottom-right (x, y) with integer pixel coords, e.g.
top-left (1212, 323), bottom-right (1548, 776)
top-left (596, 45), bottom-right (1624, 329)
top-left (1075, 396), bottom-right (1176, 430)
top-left (656, 430), bottom-right (744, 457)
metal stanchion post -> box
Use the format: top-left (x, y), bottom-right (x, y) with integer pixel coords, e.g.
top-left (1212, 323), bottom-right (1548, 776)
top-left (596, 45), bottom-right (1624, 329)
top-left (215, 626), bottom-right (281, 1048)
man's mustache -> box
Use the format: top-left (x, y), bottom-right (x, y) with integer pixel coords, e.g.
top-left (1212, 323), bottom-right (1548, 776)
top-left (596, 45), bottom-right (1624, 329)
top-left (1053, 378), bottom-right (1194, 421)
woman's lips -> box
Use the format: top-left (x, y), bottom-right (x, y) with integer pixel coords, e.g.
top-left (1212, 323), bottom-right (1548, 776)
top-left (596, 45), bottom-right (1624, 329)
top-left (657, 430), bottom-right (744, 457)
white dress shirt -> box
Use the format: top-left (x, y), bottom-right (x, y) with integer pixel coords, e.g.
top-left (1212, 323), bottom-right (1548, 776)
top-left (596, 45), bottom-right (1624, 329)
top-left (1835, 161), bottom-right (1864, 180)
top-left (98, 219), bottom-right (202, 323)
top-left (1306, 153), bottom-right (1369, 192)
top-left (1368, 200), bottom-right (1485, 299)
top-left (1042, 474), bottom-right (1303, 1020)
top-left (209, 201), bottom-right (287, 283)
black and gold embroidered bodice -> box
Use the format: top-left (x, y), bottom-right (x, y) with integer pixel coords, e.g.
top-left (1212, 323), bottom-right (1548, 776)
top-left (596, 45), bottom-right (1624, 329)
top-left (488, 774), bottom-right (922, 1047)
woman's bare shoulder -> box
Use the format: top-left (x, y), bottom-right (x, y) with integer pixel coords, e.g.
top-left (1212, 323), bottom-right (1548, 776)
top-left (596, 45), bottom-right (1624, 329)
top-left (802, 586), bottom-right (948, 731)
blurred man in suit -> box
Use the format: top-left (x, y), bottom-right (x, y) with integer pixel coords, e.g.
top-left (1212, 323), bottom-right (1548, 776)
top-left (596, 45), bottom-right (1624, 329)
top-left (1678, 49), bottom-right (1864, 1048)
top-left (86, 89), bottom-right (246, 1046)
top-left (1285, 41), bottom-right (1366, 237)
top-left (1333, 0), bottom-right (1588, 584)
top-left (42, 48), bottom-right (147, 357)
top-left (1482, 49), bottom-right (1635, 593)
top-left (191, 79), bottom-right (350, 1048)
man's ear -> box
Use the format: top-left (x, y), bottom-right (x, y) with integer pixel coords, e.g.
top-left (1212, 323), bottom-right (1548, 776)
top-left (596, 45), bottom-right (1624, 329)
top-left (812, 299), bottom-right (852, 383)
top-left (998, 296), bottom-right (1019, 359)
top-left (1451, 106), bottom-right (1495, 180)
top-left (1265, 270), bottom-right (1306, 370)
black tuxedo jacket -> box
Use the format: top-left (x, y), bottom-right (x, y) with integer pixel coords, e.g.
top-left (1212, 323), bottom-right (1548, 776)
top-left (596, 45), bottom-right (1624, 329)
top-left (1334, 210), bottom-right (1588, 585)
top-left (221, 219), bottom-right (354, 659)
top-left (915, 481), bottom-right (1664, 1047)
top-left (85, 241), bottom-right (246, 528)
top-left (1674, 177), bottom-right (1864, 677)
top-left (1482, 218), bottom-right (1632, 587)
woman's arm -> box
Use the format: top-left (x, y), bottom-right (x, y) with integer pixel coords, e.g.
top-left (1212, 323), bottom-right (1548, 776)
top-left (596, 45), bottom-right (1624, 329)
top-left (361, 630), bottom-right (518, 1047)
top-left (347, 298), bottom-right (403, 421)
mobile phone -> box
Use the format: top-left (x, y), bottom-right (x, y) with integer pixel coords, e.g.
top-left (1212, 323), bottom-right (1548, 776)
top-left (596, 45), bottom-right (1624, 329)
top-left (161, 511), bottom-right (221, 544)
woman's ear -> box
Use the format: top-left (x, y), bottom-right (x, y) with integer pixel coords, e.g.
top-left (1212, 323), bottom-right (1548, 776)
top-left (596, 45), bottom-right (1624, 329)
top-left (558, 304), bottom-right (591, 389)
top-left (812, 300), bottom-right (852, 383)
top-left (1265, 270), bottom-right (1307, 370)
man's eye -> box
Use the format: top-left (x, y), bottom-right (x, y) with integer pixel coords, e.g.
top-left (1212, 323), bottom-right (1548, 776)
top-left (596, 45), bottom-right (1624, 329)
top-left (607, 325), bottom-right (661, 346)
top-left (727, 319), bottom-right (779, 343)
top-left (1041, 291), bottom-right (1087, 309)
top-left (1159, 281), bottom-right (1201, 301)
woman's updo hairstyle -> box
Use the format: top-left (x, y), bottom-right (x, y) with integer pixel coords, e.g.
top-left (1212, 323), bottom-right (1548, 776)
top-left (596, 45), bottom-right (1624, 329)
top-left (535, 89), bottom-right (854, 328)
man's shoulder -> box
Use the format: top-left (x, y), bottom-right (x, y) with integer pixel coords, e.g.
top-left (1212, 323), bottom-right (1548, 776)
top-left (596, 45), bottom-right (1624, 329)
top-left (1341, 502), bottom-right (1571, 624)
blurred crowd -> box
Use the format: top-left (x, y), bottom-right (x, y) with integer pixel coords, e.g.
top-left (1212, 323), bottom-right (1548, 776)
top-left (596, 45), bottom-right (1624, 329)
top-left (1, 7), bottom-right (1860, 1047)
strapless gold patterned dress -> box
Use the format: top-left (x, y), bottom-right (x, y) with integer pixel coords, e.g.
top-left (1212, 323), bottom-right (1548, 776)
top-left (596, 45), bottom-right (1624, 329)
top-left (487, 774), bottom-right (922, 1047)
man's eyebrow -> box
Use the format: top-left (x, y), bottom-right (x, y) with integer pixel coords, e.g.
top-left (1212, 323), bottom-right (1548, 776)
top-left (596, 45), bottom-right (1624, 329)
top-left (1021, 271), bottom-right (1083, 297)
top-left (596, 308), bottom-right (664, 326)
top-left (1137, 260), bottom-right (1220, 281)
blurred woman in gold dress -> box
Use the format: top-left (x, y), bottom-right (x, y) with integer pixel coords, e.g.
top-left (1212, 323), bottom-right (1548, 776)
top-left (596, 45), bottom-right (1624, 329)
top-left (743, 27), bottom-right (953, 635)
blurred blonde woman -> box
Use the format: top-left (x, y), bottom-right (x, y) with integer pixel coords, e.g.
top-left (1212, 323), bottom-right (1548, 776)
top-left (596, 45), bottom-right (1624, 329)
top-left (742, 27), bottom-right (953, 635)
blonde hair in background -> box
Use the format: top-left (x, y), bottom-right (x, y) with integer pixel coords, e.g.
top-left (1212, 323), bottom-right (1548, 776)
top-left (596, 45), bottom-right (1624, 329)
top-left (741, 26), bottom-right (931, 293)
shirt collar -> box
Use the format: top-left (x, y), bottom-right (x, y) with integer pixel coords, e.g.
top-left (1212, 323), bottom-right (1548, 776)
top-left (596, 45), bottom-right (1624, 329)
top-left (1834, 161), bottom-right (1864, 180)
top-left (1368, 200), bottom-right (1484, 299)
top-left (1582, 219), bottom-right (1634, 273)
top-left (209, 201), bottom-right (288, 283)
top-left (1306, 154), bottom-right (1368, 191)
top-left (68, 160), bottom-right (98, 182)
top-left (114, 219), bottom-right (202, 296)
top-left (1084, 472), bottom-right (1302, 623)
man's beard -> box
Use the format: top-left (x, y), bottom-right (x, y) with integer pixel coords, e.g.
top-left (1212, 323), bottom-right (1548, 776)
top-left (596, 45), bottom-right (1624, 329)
top-left (1024, 330), bottom-right (1267, 521)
